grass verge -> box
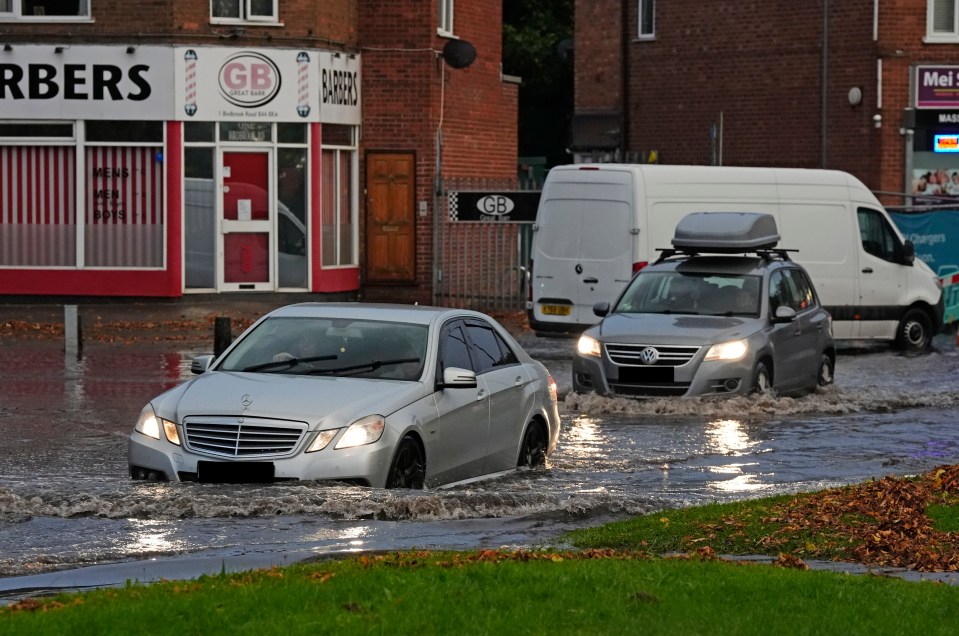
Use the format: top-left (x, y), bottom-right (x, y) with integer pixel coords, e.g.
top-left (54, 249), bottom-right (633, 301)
top-left (2, 551), bottom-right (959, 635)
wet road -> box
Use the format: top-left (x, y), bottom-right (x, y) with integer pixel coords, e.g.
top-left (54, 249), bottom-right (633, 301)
top-left (1, 332), bottom-right (958, 592)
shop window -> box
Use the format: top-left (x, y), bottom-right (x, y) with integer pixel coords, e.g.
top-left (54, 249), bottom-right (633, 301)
top-left (0, 0), bottom-right (89, 18)
top-left (638, 0), bottom-right (655, 39)
top-left (184, 147), bottom-right (216, 289)
top-left (0, 145), bottom-right (76, 266)
top-left (277, 147), bottom-right (308, 288)
top-left (438, 0), bottom-right (454, 35)
top-left (928, 0), bottom-right (959, 40)
top-left (84, 146), bottom-right (164, 268)
top-left (184, 122), bottom-right (216, 143)
top-left (321, 126), bottom-right (357, 268)
top-left (211, 0), bottom-right (277, 23)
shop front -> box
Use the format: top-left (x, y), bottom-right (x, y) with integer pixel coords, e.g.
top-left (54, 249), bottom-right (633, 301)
top-left (0, 44), bottom-right (360, 297)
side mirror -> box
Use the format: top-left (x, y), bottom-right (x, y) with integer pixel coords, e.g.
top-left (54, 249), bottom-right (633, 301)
top-left (191, 355), bottom-right (215, 374)
top-left (901, 239), bottom-right (915, 266)
top-left (440, 367), bottom-right (478, 389)
top-left (593, 301), bottom-right (610, 317)
top-left (772, 305), bottom-right (797, 323)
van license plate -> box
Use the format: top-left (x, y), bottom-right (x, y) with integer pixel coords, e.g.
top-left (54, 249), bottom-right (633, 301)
top-left (541, 304), bottom-right (571, 316)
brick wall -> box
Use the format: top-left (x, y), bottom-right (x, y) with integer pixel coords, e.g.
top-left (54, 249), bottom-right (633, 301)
top-left (575, 0), bottom-right (959, 197)
top-left (360, 0), bottom-right (518, 303)
top-left (4, 1), bottom-right (357, 47)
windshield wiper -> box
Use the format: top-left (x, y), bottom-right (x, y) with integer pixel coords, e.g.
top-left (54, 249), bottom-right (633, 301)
top-left (242, 354), bottom-right (338, 373)
top-left (306, 357), bottom-right (421, 376)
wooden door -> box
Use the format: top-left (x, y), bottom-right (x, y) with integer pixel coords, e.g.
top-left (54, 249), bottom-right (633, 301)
top-left (366, 152), bottom-right (415, 282)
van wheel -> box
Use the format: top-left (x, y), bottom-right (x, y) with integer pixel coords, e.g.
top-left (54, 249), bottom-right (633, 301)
top-left (896, 309), bottom-right (932, 352)
top-left (817, 354), bottom-right (834, 386)
top-left (751, 361), bottom-right (773, 395)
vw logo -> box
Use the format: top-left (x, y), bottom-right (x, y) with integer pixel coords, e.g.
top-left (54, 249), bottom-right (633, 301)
top-left (241, 394), bottom-right (253, 409)
top-left (639, 347), bottom-right (660, 365)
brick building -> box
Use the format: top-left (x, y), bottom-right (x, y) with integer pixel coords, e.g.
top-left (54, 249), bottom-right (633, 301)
top-left (0, 1), bottom-right (517, 301)
top-left (571, 1), bottom-right (959, 205)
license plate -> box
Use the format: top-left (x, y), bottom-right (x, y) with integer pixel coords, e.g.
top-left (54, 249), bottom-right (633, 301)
top-left (541, 304), bottom-right (571, 316)
top-left (197, 461), bottom-right (275, 484)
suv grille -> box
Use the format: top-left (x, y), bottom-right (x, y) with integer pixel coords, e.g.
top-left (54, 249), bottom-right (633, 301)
top-left (183, 417), bottom-right (306, 458)
top-left (604, 343), bottom-right (700, 367)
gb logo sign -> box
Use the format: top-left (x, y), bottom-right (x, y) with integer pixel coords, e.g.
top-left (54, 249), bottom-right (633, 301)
top-left (218, 52), bottom-right (282, 108)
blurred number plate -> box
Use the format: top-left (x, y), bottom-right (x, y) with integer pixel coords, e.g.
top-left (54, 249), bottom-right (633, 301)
top-left (541, 304), bottom-right (571, 316)
top-left (197, 461), bottom-right (274, 484)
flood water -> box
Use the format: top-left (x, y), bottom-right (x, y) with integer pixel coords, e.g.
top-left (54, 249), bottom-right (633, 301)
top-left (1, 333), bottom-right (958, 590)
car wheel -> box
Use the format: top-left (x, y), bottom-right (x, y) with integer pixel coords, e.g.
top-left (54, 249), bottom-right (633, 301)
top-left (896, 309), bottom-right (932, 352)
top-left (518, 421), bottom-right (547, 468)
top-left (817, 353), bottom-right (834, 386)
top-left (386, 437), bottom-right (425, 489)
top-left (751, 361), bottom-right (773, 395)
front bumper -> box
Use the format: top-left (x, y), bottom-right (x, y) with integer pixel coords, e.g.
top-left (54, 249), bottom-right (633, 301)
top-left (128, 428), bottom-right (397, 487)
top-left (572, 349), bottom-right (756, 398)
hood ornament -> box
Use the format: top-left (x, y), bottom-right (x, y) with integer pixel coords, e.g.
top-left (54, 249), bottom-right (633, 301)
top-left (241, 394), bottom-right (253, 409)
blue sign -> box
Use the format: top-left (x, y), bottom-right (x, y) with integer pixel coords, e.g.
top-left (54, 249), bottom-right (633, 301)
top-left (891, 209), bottom-right (959, 324)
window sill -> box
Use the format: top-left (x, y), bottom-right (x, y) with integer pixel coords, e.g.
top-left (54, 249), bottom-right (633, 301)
top-left (0, 17), bottom-right (94, 23)
top-left (210, 18), bottom-right (284, 27)
top-left (923, 34), bottom-right (959, 44)
top-left (436, 28), bottom-right (458, 40)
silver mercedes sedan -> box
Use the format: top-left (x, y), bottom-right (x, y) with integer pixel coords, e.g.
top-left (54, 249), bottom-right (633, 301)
top-left (128, 303), bottom-right (560, 489)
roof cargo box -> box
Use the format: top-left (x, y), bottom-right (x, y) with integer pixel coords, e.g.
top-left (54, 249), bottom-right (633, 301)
top-left (672, 212), bottom-right (780, 252)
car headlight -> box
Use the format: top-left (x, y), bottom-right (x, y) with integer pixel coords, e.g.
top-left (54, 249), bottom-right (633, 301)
top-left (704, 339), bottom-right (748, 361)
top-left (135, 404), bottom-right (181, 446)
top-left (306, 429), bottom-right (340, 453)
top-left (577, 335), bottom-right (602, 357)
top-left (335, 415), bottom-right (385, 449)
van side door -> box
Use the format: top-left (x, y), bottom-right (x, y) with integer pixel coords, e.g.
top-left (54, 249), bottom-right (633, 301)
top-left (856, 207), bottom-right (909, 341)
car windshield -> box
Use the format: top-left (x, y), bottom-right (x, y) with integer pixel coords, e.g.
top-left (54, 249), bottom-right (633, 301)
top-left (614, 271), bottom-right (762, 317)
top-left (217, 316), bottom-right (429, 380)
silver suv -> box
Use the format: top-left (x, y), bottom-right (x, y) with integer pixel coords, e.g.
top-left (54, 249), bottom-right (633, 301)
top-left (573, 212), bottom-right (836, 398)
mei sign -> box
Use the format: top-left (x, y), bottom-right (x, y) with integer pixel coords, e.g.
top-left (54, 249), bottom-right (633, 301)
top-left (916, 65), bottom-right (959, 109)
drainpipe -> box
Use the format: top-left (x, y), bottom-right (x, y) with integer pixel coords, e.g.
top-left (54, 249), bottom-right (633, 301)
top-left (621, 0), bottom-right (630, 160)
top-left (821, 0), bottom-right (829, 168)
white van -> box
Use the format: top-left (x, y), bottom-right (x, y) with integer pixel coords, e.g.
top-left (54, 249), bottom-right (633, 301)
top-left (528, 164), bottom-right (944, 351)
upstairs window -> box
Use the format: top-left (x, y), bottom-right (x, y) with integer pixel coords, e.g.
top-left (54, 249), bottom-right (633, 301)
top-left (638, 0), bottom-right (655, 39)
top-left (0, 0), bottom-right (90, 19)
top-left (928, 0), bottom-right (959, 41)
top-left (438, 0), bottom-right (454, 35)
top-left (211, 0), bottom-right (277, 24)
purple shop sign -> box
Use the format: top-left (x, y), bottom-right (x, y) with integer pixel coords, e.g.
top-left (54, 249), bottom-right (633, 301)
top-left (916, 66), bottom-right (959, 109)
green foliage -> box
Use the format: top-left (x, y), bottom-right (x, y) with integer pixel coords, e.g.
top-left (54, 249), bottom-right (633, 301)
top-left (928, 503), bottom-right (959, 533)
top-left (503, 0), bottom-right (574, 169)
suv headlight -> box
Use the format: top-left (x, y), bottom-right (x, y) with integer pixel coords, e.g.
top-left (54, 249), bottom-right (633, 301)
top-left (704, 339), bottom-right (748, 361)
top-left (135, 404), bottom-right (181, 445)
top-left (577, 335), bottom-right (602, 357)
top-left (335, 415), bottom-right (385, 449)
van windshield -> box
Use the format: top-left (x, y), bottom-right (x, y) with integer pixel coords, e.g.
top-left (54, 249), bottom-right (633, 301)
top-left (614, 272), bottom-right (762, 317)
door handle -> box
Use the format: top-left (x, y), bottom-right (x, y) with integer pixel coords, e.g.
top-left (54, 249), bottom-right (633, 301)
top-left (476, 389), bottom-right (488, 402)
top-left (514, 376), bottom-right (524, 386)
top-left (862, 267), bottom-right (873, 273)
top-left (583, 277), bottom-right (598, 284)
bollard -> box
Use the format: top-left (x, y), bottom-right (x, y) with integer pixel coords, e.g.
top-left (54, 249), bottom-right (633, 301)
top-left (213, 316), bottom-right (232, 357)
top-left (64, 305), bottom-right (82, 357)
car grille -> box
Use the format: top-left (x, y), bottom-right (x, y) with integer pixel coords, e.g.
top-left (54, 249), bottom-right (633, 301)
top-left (604, 343), bottom-right (701, 367)
top-left (183, 416), bottom-right (307, 458)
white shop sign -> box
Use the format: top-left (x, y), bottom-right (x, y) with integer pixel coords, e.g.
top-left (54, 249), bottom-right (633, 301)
top-left (0, 45), bottom-right (174, 120)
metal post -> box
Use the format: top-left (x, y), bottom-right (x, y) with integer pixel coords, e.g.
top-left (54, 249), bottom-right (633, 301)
top-left (64, 305), bottom-right (81, 358)
top-left (214, 316), bottom-right (232, 357)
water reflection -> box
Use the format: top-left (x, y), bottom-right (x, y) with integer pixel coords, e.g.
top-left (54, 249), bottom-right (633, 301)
top-left (129, 519), bottom-right (184, 554)
top-left (705, 419), bottom-right (758, 456)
